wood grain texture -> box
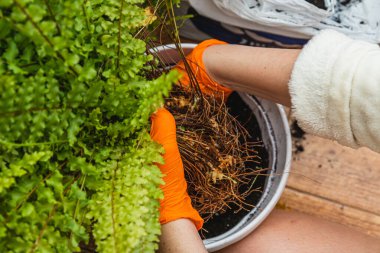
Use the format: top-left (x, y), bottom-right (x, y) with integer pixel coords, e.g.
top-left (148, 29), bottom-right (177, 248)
top-left (279, 188), bottom-right (380, 238)
top-left (278, 134), bottom-right (380, 238)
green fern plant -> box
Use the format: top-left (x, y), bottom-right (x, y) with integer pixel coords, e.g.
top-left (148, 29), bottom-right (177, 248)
top-left (0, 0), bottom-right (178, 252)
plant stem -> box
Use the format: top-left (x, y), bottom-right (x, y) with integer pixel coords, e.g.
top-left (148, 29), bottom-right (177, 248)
top-left (117, 0), bottom-right (124, 71)
top-left (43, 0), bottom-right (61, 35)
top-left (111, 162), bottom-right (119, 252)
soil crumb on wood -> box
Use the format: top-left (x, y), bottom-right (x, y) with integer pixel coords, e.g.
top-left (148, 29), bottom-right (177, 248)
top-left (291, 121), bottom-right (306, 156)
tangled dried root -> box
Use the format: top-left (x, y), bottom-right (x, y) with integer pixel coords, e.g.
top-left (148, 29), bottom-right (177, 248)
top-left (166, 85), bottom-right (266, 222)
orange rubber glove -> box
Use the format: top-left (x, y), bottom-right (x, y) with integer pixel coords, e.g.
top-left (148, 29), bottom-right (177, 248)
top-left (175, 39), bottom-right (233, 101)
top-left (150, 108), bottom-right (204, 230)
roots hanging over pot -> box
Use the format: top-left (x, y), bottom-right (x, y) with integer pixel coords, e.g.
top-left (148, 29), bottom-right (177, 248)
top-left (165, 85), bottom-right (266, 222)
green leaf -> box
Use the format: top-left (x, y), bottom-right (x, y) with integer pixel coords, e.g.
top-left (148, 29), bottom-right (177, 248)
top-left (66, 54), bottom-right (80, 66)
top-left (68, 117), bottom-right (84, 146)
top-left (79, 66), bottom-right (97, 81)
top-left (4, 41), bottom-right (19, 62)
top-left (46, 169), bottom-right (64, 195)
top-left (27, 4), bottom-right (47, 22)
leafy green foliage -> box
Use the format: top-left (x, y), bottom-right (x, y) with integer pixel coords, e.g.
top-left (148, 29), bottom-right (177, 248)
top-left (0, 0), bottom-right (177, 252)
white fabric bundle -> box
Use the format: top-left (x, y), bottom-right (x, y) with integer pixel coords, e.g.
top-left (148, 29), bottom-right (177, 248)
top-left (190, 0), bottom-right (380, 43)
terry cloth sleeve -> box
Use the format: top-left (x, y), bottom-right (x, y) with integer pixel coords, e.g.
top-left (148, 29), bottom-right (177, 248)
top-left (289, 29), bottom-right (380, 153)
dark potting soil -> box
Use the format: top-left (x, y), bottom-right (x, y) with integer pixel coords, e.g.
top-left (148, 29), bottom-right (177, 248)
top-left (200, 92), bottom-right (269, 239)
top-left (305, 0), bottom-right (327, 10)
top-left (305, 0), bottom-right (360, 11)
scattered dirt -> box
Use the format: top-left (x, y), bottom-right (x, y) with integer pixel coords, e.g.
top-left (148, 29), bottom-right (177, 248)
top-left (305, 0), bottom-right (327, 10)
top-left (291, 121), bottom-right (306, 156)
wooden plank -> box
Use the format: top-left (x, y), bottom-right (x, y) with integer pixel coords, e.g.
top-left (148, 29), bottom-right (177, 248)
top-left (288, 134), bottom-right (380, 214)
top-left (278, 187), bottom-right (380, 238)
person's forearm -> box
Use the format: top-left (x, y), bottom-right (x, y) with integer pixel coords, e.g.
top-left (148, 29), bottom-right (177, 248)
top-left (203, 45), bottom-right (301, 107)
top-left (158, 219), bottom-right (207, 253)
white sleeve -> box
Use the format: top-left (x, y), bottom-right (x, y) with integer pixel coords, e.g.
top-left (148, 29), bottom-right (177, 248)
top-left (289, 29), bottom-right (380, 153)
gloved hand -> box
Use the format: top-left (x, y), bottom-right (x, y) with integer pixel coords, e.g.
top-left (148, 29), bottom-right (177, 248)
top-left (150, 108), bottom-right (204, 230)
top-left (175, 39), bottom-right (233, 101)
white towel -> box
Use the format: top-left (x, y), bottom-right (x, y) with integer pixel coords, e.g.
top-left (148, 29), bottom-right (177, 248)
top-left (289, 30), bottom-right (380, 153)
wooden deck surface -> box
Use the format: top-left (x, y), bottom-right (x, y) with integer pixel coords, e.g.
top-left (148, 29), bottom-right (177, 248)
top-left (278, 133), bottom-right (380, 238)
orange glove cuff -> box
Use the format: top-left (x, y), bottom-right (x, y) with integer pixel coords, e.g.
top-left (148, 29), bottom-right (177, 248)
top-left (158, 187), bottom-right (203, 230)
top-left (175, 39), bottom-right (233, 101)
top-left (150, 108), bottom-right (203, 230)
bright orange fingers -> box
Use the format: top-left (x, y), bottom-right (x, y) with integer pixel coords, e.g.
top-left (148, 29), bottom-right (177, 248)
top-left (175, 39), bottom-right (233, 101)
top-left (150, 108), bottom-right (203, 230)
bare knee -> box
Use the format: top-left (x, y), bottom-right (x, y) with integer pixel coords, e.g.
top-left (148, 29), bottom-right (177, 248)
top-left (217, 209), bottom-right (380, 253)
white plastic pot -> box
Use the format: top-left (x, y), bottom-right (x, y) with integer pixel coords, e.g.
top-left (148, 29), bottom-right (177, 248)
top-left (150, 44), bottom-right (292, 252)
